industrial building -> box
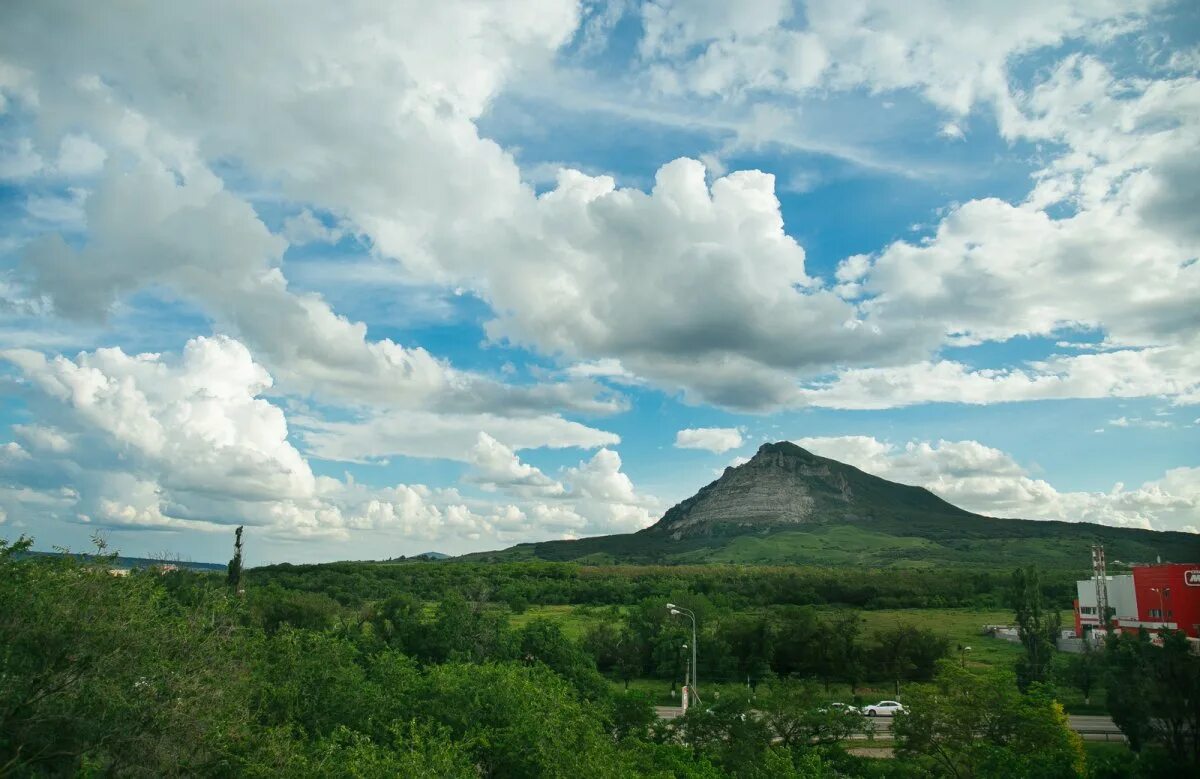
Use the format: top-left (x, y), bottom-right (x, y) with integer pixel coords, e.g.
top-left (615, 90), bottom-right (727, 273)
top-left (1073, 562), bottom-right (1200, 639)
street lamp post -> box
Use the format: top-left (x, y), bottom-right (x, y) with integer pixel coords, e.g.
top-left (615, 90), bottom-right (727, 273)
top-left (667, 603), bottom-right (697, 705)
top-left (680, 644), bottom-right (689, 713)
top-left (1151, 587), bottom-right (1168, 627)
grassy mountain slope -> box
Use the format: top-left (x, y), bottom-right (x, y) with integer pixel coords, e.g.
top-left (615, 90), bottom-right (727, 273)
top-left (462, 442), bottom-right (1200, 568)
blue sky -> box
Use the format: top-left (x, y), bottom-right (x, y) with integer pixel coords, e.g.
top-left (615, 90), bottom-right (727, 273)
top-left (0, 0), bottom-right (1197, 564)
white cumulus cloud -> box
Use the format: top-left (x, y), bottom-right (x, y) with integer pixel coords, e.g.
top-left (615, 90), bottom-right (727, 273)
top-left (675, 427), bottom-right (745, 453)
top-left (795, 435), bottom-right (1200, 532)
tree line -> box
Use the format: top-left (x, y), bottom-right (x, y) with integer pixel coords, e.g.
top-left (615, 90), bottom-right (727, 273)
top-left (581, 600), bottom-right (949, 696)
top-left (250, 559), bottom-right (1080, 611)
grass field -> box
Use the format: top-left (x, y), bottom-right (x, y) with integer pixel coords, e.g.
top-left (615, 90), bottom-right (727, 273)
top-left (821, 607), bottom-right (1038, 671)
top-left (508, 603), bottom-right (1109, 710)
top-left (510, 604), bottom-right (1068, 671)
top-left (508, 604), bottom-right (627, 639)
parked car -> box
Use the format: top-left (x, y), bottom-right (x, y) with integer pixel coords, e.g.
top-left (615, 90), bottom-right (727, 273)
top-left (816, 702), bottom-right (853, 714)
top-left (862, 700), bottom-right (906, 717)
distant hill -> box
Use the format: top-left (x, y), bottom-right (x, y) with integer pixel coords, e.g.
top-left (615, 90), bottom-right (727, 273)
top-left (462, 442), bottom-right (1200, 569)
top-left (19, 550), bottom-right (225, 572)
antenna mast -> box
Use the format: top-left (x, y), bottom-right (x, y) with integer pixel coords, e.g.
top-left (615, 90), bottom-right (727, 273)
top-left (1091, 544), bottom-right (1109, 632)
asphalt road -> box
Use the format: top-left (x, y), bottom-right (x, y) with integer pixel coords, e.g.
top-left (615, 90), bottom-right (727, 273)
top-left (653, 707), bottom-right (1124, 741)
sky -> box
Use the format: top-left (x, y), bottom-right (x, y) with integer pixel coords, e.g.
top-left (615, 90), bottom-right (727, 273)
top-left (0, 0), bottom-right (1197, 565)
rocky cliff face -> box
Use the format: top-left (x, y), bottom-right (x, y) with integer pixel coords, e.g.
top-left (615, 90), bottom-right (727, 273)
top-left (649, 441), bottom-right (961, 540)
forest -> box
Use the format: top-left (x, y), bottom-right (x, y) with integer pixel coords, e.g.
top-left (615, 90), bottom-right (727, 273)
top-left (2, 536), bottom-right (1198, 778)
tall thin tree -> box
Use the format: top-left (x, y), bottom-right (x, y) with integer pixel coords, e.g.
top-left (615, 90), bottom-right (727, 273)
top-left (1010, 566), bottom-right (1060, 691)
top-left (226, 525), bottom-right (244, 595)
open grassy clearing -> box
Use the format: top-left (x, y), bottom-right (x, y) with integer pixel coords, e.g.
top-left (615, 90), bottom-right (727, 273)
top-left (511, 604), bottom-right (1111, 712)
top-left (511, 603), bottom-right (1070, 672)
top-left (508, 603), bottom-right (627, 639)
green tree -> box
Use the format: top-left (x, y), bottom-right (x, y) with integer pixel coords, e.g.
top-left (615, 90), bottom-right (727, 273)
top-left (1152, 629), bottom-right (1200, 767)
top-left (1051, 639), bottom-right (1103, 705)
top-left (1010, 567), bottom-right (1061, 691)
top-left (424, 591), bottom-right (515, 664)
top-left (772, 606), bottom-right (824, 678)
top-left (365, 592), bottom-right (426, 654)
top-left (582, 621), bottom-right (622, 671)
top-left (675, 688), bottom-right (776, 775)
top-left (250, 583), bottom-right (342, 635)
top-left (226, 525), bottom-right (244, 592)
top-left (238, 721), bottom-right (478, 778)
top-left (1104, 630), bottom-right (1155, 753)
top-left (893, 662), bottom-right (1084, 778)
top-left (615, 628), bottom-right (643, 691)
top-left (0, 537), bottom-right (251, 776)
top-left (825, 611), bottom-right (866, 693)
top-left (724, 614), bottom-right (775, 690)
top-left (611, 691), bottom-right (657, 742)
top-left (1106, 628), bottom-right (1200, 768)
top-left (760, 678), bottom-right (862, 750)
top-left (516, 617), bottom-right (609, 701)
top-left (871, 624), bottom-right (949, 696)
top-left (412, 662), bottom-right (633, 778)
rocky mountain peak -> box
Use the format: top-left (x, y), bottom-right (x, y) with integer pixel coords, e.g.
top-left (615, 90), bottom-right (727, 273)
top-left (648, 440), bottom-right (965, 541)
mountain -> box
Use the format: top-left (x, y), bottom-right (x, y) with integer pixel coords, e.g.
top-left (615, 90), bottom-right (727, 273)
top-left (462, 442), bottom-right (1200, 569)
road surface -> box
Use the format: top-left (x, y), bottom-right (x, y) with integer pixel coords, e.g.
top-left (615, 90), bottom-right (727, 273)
top-left (653, 707), bottom-right (1124, 741)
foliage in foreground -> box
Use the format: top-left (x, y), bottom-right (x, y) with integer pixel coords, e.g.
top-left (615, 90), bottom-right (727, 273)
top-left (0, 537), bottom-right (841, 777)
top-left (3, 537), bottom-right (1200, 778)
top-left (893, 663), bottom-right (1084, 778)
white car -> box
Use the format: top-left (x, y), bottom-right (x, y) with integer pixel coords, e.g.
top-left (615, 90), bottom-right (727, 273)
top-left (816, 702), bottom-right (854, 714)
top-left (862, 701), bottom-right (906, 717)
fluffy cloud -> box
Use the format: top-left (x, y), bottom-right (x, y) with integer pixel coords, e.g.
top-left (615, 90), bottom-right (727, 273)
top-left (0, 1), bottom-right (920, 412)
top-left (3, 0), bottom-right (1194, 416)
top-left (0, 1), bottom-right (1196, 558)
top-left (675, 427), bottom-right (744, 453)
top-left (2, 337), bottom-right (319, 528)
top-left (297, 410), bottom-right (619, 464)
top-left (467, 435), bottom-right (660, 535)
top-left (0, 138), bottom-right (43, 180)
top-left (558, 448), bottom-right (661, 534)
top-left (282, 210), bottom-right (345, 247)
top-left (19, 146), bottom-right (617, 417)
top-left (467, 433), bottom-right (566, 497)
top-left (11, 424), bottom-right (71, 454)
top-left (861, 104), bottom-right (1200, 350)
top-left (625, 3), bottom-right (1199, 411)
top-left (816, 55), bottom-right (1200, 410)
top-left (0, 336), bottom-right (654, 545)
top-left (795, 435), bottom-right (1200, 531)
top-left (472, 160), bottom-right (930, 409)
top-left (1107, 416), bottom-right (1173, 430)
top-left (1, 0), bottom-right (618, 419)
top-left (794, 342), bottom-right (1200, 409)
top-left (639, 0), bottom-right (1158, 116)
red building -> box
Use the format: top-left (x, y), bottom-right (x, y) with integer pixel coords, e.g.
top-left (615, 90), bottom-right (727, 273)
top-left (1131, 564), bottom-right (1200, 638)
top-left (1073, 563), bottom-right (1200, 639)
